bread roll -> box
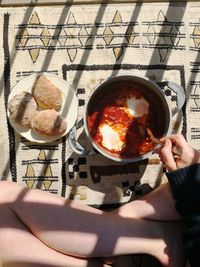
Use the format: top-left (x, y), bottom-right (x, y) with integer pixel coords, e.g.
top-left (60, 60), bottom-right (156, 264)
top-left (8, 91), bottom-right (37, 127)
top-left (33, 75), bottom-right (63, 111)
top-left (31, 109), bottom-right (67, 136)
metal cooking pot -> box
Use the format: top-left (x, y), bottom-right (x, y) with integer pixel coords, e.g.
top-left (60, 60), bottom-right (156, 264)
top-left (69, 75), bottom-right (185, 162)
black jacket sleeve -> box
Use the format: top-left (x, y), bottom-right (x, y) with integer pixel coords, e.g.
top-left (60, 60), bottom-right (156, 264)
top-left (166, 163), bottom-right (200, 267)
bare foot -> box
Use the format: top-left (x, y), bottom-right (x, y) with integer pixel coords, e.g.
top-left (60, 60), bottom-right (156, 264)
top-left (152, 221), bottom-right (186, 267)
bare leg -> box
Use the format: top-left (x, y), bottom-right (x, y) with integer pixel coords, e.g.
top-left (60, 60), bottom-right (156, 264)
top-left (0, 181), bottom-right (185, 267)
top-left (113, 183), bottom-right (182, 221)
top-left (0, 193), bottom-right (109, 267)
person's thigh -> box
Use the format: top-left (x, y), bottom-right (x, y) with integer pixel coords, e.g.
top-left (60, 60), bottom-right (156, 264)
top-left (0, 203), bottom-right (106, 267)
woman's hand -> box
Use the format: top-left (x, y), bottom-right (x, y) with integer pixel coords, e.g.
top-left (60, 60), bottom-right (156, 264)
top-left (158, 134), bottom-right (200, 171)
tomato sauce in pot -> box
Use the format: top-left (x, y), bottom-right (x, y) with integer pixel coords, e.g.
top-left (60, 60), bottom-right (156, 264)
top-left (87, 81), bottom-right (166, 159)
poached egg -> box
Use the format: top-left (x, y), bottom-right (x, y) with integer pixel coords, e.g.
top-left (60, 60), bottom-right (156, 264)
top-left (100, 124), bottom-right (124, 151)
top-left (126, 97), bottom-right (149, 118)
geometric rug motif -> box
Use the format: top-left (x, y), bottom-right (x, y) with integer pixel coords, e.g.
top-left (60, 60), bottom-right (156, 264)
top-left (0, 2), bottom-right (200, 209)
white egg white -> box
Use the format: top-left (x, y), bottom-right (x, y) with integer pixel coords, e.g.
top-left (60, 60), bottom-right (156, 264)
top-left (126, 97), bottom-right (149, 118)
top-left (100, 124), bottom-right (124, 151)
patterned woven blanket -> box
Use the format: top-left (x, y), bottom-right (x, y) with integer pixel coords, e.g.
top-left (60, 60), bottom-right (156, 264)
top-left (0, 2), bottom-right (199, 211)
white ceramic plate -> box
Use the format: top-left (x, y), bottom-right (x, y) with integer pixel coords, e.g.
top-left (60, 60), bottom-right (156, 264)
top-left (7, 73), bottom-right (79, 143)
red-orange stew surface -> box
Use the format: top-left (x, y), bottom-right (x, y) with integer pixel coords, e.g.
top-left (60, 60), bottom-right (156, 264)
top-left (87, 81), bottom-right (166, 159)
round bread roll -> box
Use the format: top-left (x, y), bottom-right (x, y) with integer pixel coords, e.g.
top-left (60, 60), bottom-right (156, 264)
top-left (8, 91), bottom-right (37, 127)
top-left (33, 75), bottom-right (63, 111)
top-left (31, 109), bottom-right (67, 136)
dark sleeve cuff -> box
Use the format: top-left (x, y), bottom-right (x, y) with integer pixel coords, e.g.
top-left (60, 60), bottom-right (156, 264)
top-left (166, 163), bottom-right (200, 200)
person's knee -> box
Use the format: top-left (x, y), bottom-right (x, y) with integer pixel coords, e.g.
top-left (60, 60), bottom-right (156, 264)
top-left (0, 181), bottom-right (21, 203)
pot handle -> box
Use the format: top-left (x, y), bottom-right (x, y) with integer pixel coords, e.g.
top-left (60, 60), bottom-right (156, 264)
top-left (69, 81), bottom-right (185, 156)
top-left (68, 118), bottom-right (98, 156)
top-left (157, 81), bottom-right (185, 116)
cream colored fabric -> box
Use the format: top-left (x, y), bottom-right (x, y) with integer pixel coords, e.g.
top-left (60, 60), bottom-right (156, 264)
top-left (0, 2), bottom-right (200, 208)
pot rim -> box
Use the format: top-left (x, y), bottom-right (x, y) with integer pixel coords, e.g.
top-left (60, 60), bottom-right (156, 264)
top-left (83, 75), bottom-right (172, 162)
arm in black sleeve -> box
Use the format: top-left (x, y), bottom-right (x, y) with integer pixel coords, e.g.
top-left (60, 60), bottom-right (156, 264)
top-left (166, 163), bottom-right (200, 267)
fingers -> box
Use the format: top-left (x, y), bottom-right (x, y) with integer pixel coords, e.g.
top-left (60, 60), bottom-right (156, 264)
top-left (160, 133), bottom-right (187, 148)
top-left (159, 139), bottom-right (177, 171)
top-left (158, 134), bottom-right (200, 171)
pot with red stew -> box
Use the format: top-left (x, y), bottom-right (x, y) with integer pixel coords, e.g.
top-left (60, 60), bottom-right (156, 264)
top-left (69, 76), bottom-right (185, 162)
